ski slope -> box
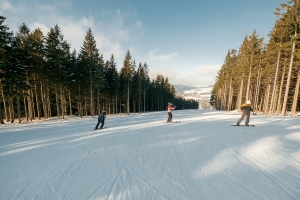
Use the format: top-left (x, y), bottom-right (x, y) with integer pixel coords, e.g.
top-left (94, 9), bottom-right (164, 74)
top-left (0, 110), bottom-right (300, 200)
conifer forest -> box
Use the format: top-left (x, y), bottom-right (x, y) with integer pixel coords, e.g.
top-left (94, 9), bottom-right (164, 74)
top-left (212, 0), bottom-right (300, 117)
top-left (0, 16), bottom-right (198, 124)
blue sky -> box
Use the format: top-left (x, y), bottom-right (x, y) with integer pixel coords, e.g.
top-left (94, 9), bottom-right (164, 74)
top-left (1, 0), bottom-right (283, 86)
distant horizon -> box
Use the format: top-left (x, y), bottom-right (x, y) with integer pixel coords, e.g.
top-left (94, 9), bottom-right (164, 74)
top-left (174, 84), bottom-right (214, 88)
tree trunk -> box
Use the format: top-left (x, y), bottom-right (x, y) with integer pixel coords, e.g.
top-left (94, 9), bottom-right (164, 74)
top-left (69, 90), bottom-right (72, 116)
top-left (17, 96), bottom-right (21, 123)
top-left (9, 98), bottom-right (14, 123)
top-left (264, 83), bottom-right (271, 115)
top-left (60, 82), bottom-right (64, 119)
top-left (1, 89), bottom-right (9, 122)
top-left (133, 98), bottom-right (136, 113)
top-left (47, 87), bottom-right (51, 118)
top-left (127, 78), bottom-right (130, 114)
top-left (27, 89), bottom-right (33, 121)
top-left (109, 97), bottom-right (111, 115)
top-left (269, 50), bottom-right (281, 115)
top-left (40, 81), bottom-right (47, 119)
top-left (227, 76), bottom-right (233, 110)
top-left (271, 85), bottom-right (278, 115)
top-left (223, 83), bottom-right (227, 110)
top-left (79, 85), bottom-right (82, 118)
top-left (291, 70), bottom-right (300, 117)
top-left (119, 98), bottom-right (121, 113)
top-left (246, 54), bottom-right (253, 100)
top-left (35, 81), bottom-right (41, 120)
top-left (276, 67), bottom-right (285, 116)
top-left (281, 30), bottom-right (297, 116)
top-left (139, 79), bottom-right (141, 113)
top-left (30, 88), bottom-right (36, 120)
top-left (116, 92), bottom-right (118, 114)
top-left (0, 99), bottom-right (4, 124)
top-left (237, 75), bottom-right (244, 112)
top-left (253, 68), bottom-right (261, 114)
top-left (55, 85), bottom-right (60, 118)
top-left (144, 88), bottom-right (146, 112)
top-left (90, 67), bottom-right (94, 116)
top-left (97, 87), bottom-right (100, 115)
top-left (23, 94), bottom-right (28, 121)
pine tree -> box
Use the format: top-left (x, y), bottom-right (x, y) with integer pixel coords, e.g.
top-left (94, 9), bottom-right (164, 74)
top-left (109, 54), bottom-right (119, 114)
top-left (79, 28), bottom-right (99, 116)
top-left (142, 63), bottom-right (149, 112)
top-left (120, 50), bottom-right (134, 114)
top-left (0, 20), bottom-right (30, 123)
top-left (27, 28), bottom-right (46, 119)
top-left (45, 25), bottom-right (69, 119)
top-left (278, 0), bottom-right (300, 116)
top-left (0, 16), bottom-right (12, 124)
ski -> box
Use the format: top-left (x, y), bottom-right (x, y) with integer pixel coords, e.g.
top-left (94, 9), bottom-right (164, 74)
top-left (92, 127), bottom-right (108, 131)
top-left (165, 121), bottom-right (181, 124)
top-left (231, 124), bottom-right (255, 127)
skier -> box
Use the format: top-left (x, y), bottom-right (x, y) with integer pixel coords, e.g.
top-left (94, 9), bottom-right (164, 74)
top-left (166, 102), bottom-right (176, 123)
top-left (237, 100), bottom-right (253, 126)
top-left (94, 109), bottom-right (106, 130)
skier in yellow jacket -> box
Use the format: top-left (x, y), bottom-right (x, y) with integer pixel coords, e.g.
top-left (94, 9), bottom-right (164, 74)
top-left (237, 100), bottom-right (253, 126)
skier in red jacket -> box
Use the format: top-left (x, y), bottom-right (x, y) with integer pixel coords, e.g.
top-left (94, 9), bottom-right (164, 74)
top-left (166, 102), bottom-right (176, 123)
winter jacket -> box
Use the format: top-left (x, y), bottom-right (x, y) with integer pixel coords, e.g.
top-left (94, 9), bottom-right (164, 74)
top-left (167, 106), bottom-right (175, 112)
top-left (98, 113), bottom-right (106, 122)
top-left (240, 103), bottom-right (253, 114)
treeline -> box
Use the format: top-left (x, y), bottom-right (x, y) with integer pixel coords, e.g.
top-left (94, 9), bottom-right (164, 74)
top-left (0, 16), bottom-right (198, 124)
top-left (211, 0), bottom-right (300, 117)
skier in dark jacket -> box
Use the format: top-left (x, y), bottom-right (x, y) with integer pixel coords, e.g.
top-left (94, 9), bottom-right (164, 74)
top-left (237, 100), bottom-right (253, 126)
top-left (94, 109), bottom-right (106, 130)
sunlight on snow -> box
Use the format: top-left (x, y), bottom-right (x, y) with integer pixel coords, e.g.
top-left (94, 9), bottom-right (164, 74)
top-left (239, 137), bottom-right (284, 172)
top-left (196, 136), bottom-right (284, 179)
top-left (286, 125), bottom-right (300, 130)
top-left (95, 185), bottom-right (141, 200)
top-left (291, 150), bottom-right (300, 164)
top-left (285, 132), bottom-right (300, 142)
top-left (196, 147), bottom-right (239, 179)
top-left (0, 142), bottom-right (56, 156)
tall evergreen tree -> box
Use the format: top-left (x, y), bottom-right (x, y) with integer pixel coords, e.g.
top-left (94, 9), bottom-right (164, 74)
top-left (0, 16), bottom-right (13, 124)
top-left (120, 50), bottom-right (134, 114)
top-left (45, 25), bottom-right (69, 119)
top-left (108, 54), bottom-right (119, 114)
top-left (79, 28), bottom-right (99, 116)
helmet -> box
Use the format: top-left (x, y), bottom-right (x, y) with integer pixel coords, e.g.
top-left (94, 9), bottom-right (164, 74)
top-left (246, 100), bottom-right (251, 104)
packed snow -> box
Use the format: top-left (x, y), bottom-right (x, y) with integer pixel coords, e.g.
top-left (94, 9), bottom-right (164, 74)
top-left (0, 110), bottom-right (300, 200)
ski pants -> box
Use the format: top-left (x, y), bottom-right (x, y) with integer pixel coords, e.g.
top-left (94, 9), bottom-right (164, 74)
top-left (167, 112), bottom-right (172, 122)
top-left (95, 119), bottom-right (105, 129)
top-left (237, 112), bottom-right (250, 125)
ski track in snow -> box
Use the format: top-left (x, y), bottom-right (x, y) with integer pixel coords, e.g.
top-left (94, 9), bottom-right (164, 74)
top-left (0, 110), bottom-right (300, 200)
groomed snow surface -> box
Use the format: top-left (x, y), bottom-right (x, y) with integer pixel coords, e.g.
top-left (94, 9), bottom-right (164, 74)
top-left (1, 110), bottom-right (300, 200)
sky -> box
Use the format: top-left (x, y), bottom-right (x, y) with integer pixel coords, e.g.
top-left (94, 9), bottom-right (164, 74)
top-left (0, 0), bottom-right (284, 86)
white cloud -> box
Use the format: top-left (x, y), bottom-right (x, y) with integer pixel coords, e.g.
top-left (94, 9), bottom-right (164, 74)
top-left (0, 0), bottom-right (28, 14)
top-left (176, 65), bottom-right (220, 85)
top-left (0, 0), bottom-right (14, 11)
top-left (192, 65), bottom-right (220, 77)
top-left (149, 65), bottom-right (177, 81)
top-left (165, 65), bottom-right (221, 85)
top-left (146, 63), bottom-right (220, 85)
top-left (147, 50), bottom-right (179, 62)
top-left (2, 1), bottom-right (143, 64)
